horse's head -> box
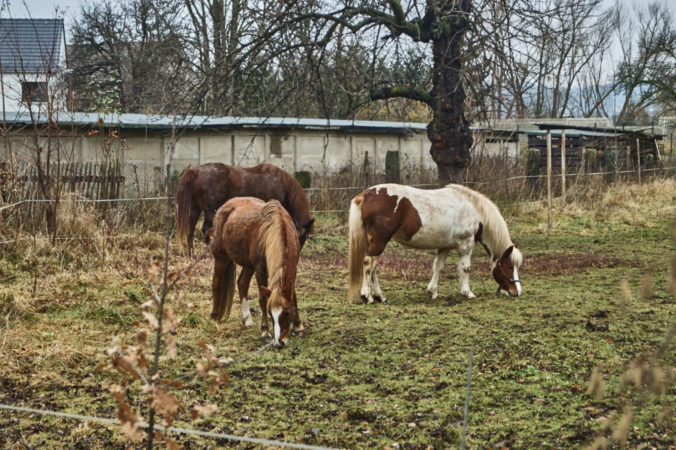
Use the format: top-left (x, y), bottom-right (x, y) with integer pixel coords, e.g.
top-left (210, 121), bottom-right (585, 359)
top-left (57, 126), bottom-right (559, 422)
top-left (298, 217), bottom-right (315, 248)
top-left (261, 286), bottom-right (295, 347)
top-left (492, 245), bottom-right (523, 297)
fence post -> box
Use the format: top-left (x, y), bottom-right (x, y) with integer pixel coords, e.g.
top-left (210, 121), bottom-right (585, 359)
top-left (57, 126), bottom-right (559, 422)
top-left (546, 130), bottom-right (552, 229)
top-left (636, 138), bottom-right (641, 184)
top-left (385, 150), bottom-right (400, 183)
top-left (362, 151), bottom-right (370, 187)
top-left (561, 130), bottom-right (566, 205)
top-left (461, 348), bottom-right (474, 450)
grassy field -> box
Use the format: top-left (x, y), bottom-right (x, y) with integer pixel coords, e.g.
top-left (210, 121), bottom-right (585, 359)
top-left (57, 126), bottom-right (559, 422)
top-left (0, 179), bottom-right (674, 448)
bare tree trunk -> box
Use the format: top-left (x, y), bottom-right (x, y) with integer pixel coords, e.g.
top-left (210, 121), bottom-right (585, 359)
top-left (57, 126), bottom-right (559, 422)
top-left (427, 10), bottom-right (473, 186)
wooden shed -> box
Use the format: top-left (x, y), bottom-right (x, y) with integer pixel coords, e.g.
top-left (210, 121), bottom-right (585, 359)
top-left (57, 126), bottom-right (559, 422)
top-left (527, 124), bottom-right (664, 176)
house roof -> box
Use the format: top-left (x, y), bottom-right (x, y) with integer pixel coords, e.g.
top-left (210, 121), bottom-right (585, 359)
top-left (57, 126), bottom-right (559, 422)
top-left (1, 111), bottom-right (430, 135)
top-left (0, 18), bottom-right (65, 73)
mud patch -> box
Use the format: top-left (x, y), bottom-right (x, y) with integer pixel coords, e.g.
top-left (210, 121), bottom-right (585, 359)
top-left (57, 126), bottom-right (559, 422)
top-left (303, 249), bottom-right (640, 280)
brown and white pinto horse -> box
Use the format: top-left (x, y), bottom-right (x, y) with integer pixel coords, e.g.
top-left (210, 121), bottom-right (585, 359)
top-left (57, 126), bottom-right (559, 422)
top-left (176, 163), bottom-right (314, 255)
top-left (209, 197), bottom-right (303, 346)
top-left (348, 183), bottom-right (523, 303)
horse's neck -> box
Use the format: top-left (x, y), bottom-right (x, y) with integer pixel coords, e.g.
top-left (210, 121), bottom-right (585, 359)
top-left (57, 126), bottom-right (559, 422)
top-left (263, 218), bottom-right (298, 296)
top-left (466, 195), bottom-right (511, 261)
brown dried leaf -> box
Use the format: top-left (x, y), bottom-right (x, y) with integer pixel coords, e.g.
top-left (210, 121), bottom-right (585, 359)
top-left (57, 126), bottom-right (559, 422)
top-left (111, 356), bottom-right (140, 379)
top-left (164, 437), bottom-right (180, 450)
top-left (160, 378), bottom-right (184, 388)
top-left (109, 384), bottom-right (144, 443)
top-left (109, 384), bottom-right (126, 402)
top-left (149, 386), bottom-right (181, 425)
top-left (140, 300), bottom-right (154, 310)
top-left (611, 406), bottom-right (632, 447)
top-left (120, 421), bottom-right (144, 443)
top-left (165, 333), bottom-right (177, 360)
top-left (148, 260), bottom-right (162, 284)
top-left (190, 403), bottom-right (218, 420)
top-left (587, 367), bottom-right (606, 400)
top-left (142, 311), bottom-right (159, 330)
top-left (167, 270), bottom-right (180, 284)
top-left (137, 329), bottom-right (149, 347)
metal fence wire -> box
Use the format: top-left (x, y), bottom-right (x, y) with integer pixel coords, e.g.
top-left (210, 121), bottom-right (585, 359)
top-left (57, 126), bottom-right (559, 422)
top-left (0, 157), bottom-right (674, 236)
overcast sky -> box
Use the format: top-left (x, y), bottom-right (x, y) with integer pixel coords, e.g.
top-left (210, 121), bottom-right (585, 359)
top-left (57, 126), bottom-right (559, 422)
top-left (2, 0), bottom-right (674, 43)
top-left (2, 0), bottom-right (83, 35)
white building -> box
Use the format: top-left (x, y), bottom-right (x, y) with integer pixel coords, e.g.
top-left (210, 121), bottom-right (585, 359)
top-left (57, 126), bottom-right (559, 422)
top-left (0, 18), bottom-right (67, 112)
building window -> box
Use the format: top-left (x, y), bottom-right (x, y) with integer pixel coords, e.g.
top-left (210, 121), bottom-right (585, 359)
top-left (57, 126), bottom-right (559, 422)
top-left (21, 81), bottom-right (48, 103)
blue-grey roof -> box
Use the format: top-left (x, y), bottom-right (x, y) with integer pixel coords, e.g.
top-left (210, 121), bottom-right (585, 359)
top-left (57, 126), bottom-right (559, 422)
top-left (0, 18), bottom-right (65, 73)
top-left (1, 111), bottom-right (429, 134)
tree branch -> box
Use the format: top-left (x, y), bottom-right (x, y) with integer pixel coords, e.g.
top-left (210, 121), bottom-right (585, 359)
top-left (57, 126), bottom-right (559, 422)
top-left (370, 85), bottom-right (432, 105)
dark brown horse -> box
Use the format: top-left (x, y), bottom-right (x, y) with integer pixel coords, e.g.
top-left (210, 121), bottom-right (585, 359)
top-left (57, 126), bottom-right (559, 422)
top-left (209, 197), bottom-right (303, 346)
top-left (176, 163), bottom-right (314, 254)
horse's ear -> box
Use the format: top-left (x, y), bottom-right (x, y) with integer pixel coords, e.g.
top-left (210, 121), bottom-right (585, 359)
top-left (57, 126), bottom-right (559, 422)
top-left (260, 285), bottom-right (272, 297)
top-left (502, 245), bottom-right (514, 259)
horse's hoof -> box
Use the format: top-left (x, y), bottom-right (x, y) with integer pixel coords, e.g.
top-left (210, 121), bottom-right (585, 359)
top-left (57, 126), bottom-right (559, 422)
top-left (360, 295), bottom-right (369, 304)
top-left (462, 291), bottom-right (476, 299)
top-left (243, 318), bottom-right (255, 327)
top-left (373, 295), bottom-right (387, 303)
top-left (260, 332), bottom-right (271, 341)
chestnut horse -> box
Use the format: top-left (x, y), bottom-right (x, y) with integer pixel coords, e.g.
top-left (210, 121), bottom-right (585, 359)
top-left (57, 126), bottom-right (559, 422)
top-left (348, 183), bottom-right (523, 303)
top-left (209, 197), bottom-right (303, 347)
top-left (176, 163), bottom-right (314, 254)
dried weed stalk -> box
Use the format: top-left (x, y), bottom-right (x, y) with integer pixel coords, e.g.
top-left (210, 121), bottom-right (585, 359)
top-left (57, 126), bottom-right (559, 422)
top-left (586, 220), bottom-right (676, 449)
top-left (100, 125), bottom-right (224, 449)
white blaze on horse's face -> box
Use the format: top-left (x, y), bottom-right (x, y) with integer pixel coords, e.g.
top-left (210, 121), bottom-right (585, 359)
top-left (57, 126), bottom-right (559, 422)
top-left (514, 266), bottom-right (522, 296)
top-left (271, 307), bottom-right (282, 345)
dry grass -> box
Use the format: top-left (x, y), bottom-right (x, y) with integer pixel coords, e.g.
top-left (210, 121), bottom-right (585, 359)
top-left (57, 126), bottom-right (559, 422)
top-left (0, 177), bottom-right (674, 448)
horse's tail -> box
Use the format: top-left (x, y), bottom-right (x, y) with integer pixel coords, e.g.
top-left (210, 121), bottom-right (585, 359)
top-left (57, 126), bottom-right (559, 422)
top-left (211, 256), bottom-right (236, 321)
top-left (176, 169), bottom-right (197, 252)
top-left (348, 195), bottom-right (367, 302)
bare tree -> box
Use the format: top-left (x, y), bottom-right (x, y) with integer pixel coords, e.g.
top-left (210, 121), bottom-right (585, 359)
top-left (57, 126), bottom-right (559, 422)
top-left (69, 0), bottom-right (189, 113)
top-left (614, 1), bottom-right (676, 124)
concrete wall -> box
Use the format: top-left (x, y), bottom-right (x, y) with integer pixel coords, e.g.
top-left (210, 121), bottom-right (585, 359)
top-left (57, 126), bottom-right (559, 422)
top-left (1, 121), bottom-right (533, 196)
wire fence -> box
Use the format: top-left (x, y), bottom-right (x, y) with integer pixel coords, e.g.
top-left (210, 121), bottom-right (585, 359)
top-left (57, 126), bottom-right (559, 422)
top-left (0, 159), bottom-right (674, 240)
top-left (0, 400), bottom-right (334, 449)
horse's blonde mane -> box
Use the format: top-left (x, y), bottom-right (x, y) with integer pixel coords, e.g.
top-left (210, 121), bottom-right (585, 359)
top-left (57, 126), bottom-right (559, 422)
top-left (257, 200), bottom-right (289, 310)
top-left (447, 184), bottom-right (521, 266)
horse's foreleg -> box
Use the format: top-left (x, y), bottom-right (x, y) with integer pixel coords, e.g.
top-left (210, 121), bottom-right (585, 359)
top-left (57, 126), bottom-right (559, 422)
top-left (255, 272), bottom-right (271, 340)
top-left (291, 286), bottom-right (304, 333)
top-left (237, 267), bottom-right (255, 327)
top-left (370, 257), bottom-right (387, 303)
top-left (457, 241), bottom-right (476, 298)
top-left (427, 248), bottom-right (451, 300)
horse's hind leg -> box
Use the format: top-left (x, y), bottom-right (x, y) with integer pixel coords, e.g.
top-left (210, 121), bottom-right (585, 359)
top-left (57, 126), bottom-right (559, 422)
top-left (187, 204), bottom-right (201, 255)
top-left (427, 248), bottom-right (451, 300)
top-left (237, 267), bottom-right (255, 327)
top-left (361, 256), bottom-right (377, 304)
top-left (456, 240), bottom-right (476, 298)
top-left (362, 238), bottom-right (388, 304)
